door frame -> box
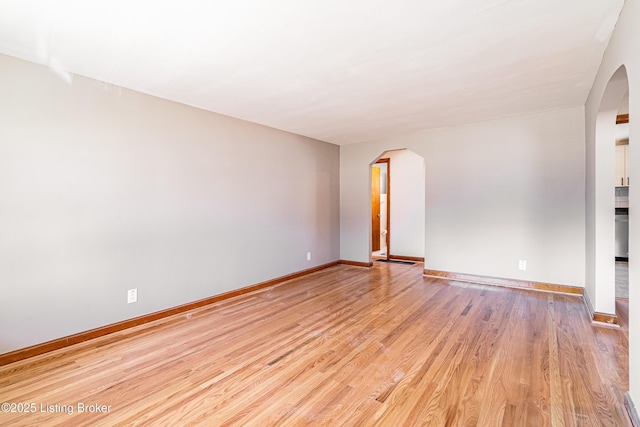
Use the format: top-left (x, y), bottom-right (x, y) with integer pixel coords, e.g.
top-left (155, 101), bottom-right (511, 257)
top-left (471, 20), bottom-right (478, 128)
top-left (373, 158), bottom-right (390, 259)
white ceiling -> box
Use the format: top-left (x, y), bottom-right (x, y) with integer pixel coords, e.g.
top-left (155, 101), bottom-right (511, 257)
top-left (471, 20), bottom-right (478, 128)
top-left (0, 0), bottom-right (625, 145)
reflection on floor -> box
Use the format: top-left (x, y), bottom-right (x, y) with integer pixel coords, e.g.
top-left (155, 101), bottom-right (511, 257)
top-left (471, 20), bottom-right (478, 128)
top-left (616, 260), bottom-right (629, 299)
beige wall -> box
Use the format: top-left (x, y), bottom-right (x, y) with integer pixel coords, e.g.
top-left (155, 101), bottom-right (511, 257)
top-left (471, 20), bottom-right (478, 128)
top-left (585, 0), bottom-right (639, 406)
top-left (341, 107), bottom-right (585, 286)
top-left (0, 54), bottom-right (340, 354)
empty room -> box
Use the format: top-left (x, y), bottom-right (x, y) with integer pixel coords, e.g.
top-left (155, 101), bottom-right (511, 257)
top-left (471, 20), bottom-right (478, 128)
top-left (0, 0), bottom-right (638, 425)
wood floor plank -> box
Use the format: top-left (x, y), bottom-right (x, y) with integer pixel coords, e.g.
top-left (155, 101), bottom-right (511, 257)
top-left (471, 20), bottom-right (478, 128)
top-left (0, 263), bottom-right (631, 426)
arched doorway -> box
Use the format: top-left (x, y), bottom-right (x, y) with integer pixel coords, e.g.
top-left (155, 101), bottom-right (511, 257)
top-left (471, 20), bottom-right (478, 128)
top-left (615, 94), bottom-right (630, 301)
top-left (369, 149), bottom-right (425, 264)
top-left (590, 65), bottom-right (629, 321)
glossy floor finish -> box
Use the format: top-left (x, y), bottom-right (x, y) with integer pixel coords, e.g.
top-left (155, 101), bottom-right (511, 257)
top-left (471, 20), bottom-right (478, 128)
top-left (0, 263), bottom-right (631, 426)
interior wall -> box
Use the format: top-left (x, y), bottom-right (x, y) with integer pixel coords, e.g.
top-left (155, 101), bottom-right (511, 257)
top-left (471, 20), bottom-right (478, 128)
top-left (341, 106), bottom-right (585, 287)
top-left (385, 150), bottom-right (425, 258)
top-left (584, 0), bottom-right (639, 406)
top-left (620, 91), bottom-right (630, 115)
top-left (0, 54), bottom-right (340, 354)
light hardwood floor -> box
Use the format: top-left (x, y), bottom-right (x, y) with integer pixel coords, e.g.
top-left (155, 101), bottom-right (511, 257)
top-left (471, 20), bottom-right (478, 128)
top-left (0, 263), bottom-right (631, 426)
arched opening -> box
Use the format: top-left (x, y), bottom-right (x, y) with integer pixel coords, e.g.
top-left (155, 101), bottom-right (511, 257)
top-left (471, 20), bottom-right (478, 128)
top-left (369, 149), bottom-right (425, 264)
top-left (591, 65), bottom-right (629, 322)
top-left (615, 92), bottom-right (630, 301)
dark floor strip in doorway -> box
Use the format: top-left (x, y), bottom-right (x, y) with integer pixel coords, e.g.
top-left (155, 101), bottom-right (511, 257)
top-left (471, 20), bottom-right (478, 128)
top-left (376, 259), bottom-right (416, 265)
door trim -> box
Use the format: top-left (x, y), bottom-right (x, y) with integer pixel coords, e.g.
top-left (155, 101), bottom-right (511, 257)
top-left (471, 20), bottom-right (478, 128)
top-left (375, 158), bottom-right (390, 259)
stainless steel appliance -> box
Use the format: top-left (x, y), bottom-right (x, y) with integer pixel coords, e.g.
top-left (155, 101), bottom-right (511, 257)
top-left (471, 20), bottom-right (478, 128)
top-left (615, 208), bottom-right (629, 259)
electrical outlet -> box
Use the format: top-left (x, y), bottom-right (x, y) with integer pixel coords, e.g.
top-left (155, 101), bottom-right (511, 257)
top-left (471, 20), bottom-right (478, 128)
top-left (127, 288), bottom-right (137, 304)
top-left (518, 260), bottom-right (527, 271)
top-left (307, 252), bottom-right (312, 261)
